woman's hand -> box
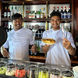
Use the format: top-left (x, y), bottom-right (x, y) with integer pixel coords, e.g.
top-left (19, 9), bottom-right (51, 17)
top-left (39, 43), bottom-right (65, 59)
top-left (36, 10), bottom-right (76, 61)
top-left (31, 45), bottom-right (37, 54)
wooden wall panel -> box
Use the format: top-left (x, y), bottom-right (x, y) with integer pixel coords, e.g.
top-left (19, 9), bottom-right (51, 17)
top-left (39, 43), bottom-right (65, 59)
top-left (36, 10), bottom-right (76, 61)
top-left (0, 1), bottom-right (1, 26)
top-left (74, 0), bottom-right (78, 36)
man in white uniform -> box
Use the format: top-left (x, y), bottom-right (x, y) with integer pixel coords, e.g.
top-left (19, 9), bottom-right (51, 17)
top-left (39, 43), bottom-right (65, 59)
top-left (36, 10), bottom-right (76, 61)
top-left (41, 11), bottom-right (76, 66)
top-left (1, 13), bottom-right (35, 61)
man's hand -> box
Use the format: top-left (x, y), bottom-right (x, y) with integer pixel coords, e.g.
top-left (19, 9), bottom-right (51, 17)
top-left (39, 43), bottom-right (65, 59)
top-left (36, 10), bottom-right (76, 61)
top-left (63, 38), bottom-right (71, 50)
top-left (1, 47), bottom-right (9, 58)
top-left (42, 45), bottom-right (50, 54)
top-left (63, 38), bottom-right (75, 55)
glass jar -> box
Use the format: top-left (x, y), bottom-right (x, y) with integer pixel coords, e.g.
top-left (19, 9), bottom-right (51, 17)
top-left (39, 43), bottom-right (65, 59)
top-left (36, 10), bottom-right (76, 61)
top-left (38, 66), bottom-right (49, 78)
top-left (0, 62), bottom-right (6, 75)
top-left (15, 64), bottom-right (26, 78)
top-left (6, 63), bottom-right (16, 76)
top-left (62, 70), bottom-right (73, 78)
top-left (26, 64), bottom-right (39, 78)
top-left (50, 68), bottom-right (61, 78)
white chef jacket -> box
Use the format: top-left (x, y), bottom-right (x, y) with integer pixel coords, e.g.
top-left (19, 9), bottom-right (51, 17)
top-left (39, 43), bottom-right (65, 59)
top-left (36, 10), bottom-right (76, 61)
top-left (3, 27), bottom-right (34, 61)
top-left (41, 29), bottom-right (76, 66)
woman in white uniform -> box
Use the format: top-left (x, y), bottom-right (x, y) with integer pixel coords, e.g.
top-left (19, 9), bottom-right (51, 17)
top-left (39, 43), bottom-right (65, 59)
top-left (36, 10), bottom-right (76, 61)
top-left (41, 11), bottom-right (76, 66)
top-left (1, 13), bottom-right (35, 61)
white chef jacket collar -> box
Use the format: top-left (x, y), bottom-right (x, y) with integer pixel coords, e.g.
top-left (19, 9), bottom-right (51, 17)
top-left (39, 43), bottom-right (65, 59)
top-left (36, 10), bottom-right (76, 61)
top-left (13, 27), bottom-right (24, 32)
top-left (51, 28), bottom-right (61, 32)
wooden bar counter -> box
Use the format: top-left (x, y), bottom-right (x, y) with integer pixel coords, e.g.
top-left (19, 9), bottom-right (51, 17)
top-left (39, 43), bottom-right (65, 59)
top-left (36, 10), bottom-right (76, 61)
top-left (29, 55), bottom-right (46, 63)
top-left (29, 55), bottom-right (78, 66)
top-left (71, 56), bottom-right (78, 66)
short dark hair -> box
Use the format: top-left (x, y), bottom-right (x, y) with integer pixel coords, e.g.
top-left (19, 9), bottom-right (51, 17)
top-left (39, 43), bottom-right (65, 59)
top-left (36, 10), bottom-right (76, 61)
top-left (50, 11), bottom-right (61, 19)
top-left (12, 13), bottom-right (22, 20)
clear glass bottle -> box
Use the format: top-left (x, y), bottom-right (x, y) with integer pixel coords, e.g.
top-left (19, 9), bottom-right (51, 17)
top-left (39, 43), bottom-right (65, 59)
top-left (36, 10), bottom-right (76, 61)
top-left (7, 6), bottom-right (11, 18)
top-left (67, 6), bottom-right (71, 19)
top-left (63, 6), bottom-right (67, 19)
top-left (60, 6), bottom-right (64, 19)
top-left (4, 6), bottom-right (7, 18)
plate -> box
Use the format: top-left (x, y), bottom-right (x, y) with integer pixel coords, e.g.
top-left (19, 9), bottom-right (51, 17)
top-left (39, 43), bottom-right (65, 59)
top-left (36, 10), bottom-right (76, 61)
top-left (41, 38), bottom-right (56, 45)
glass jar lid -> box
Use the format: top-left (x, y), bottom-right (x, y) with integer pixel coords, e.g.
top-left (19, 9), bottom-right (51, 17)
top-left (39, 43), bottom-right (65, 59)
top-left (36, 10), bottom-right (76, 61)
top-left (0, 62), bottom-right (6, 67)
top-left (16, 64), bottom-right (25, 70)
top-left (7, 63), bottom-right (15, 68)
top-left (50, 68), bottom-right (60, 75)
top-left (39, 66), bottom-right (49, 73)
top-left (28, 64), bottom-right (38, 71)
top-left (62, 70), bottom-right (73, 77)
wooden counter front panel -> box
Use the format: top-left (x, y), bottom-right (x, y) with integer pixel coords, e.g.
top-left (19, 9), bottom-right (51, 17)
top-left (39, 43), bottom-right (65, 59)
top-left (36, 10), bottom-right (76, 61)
top-left (0, 1), bottom-right (1, 26)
